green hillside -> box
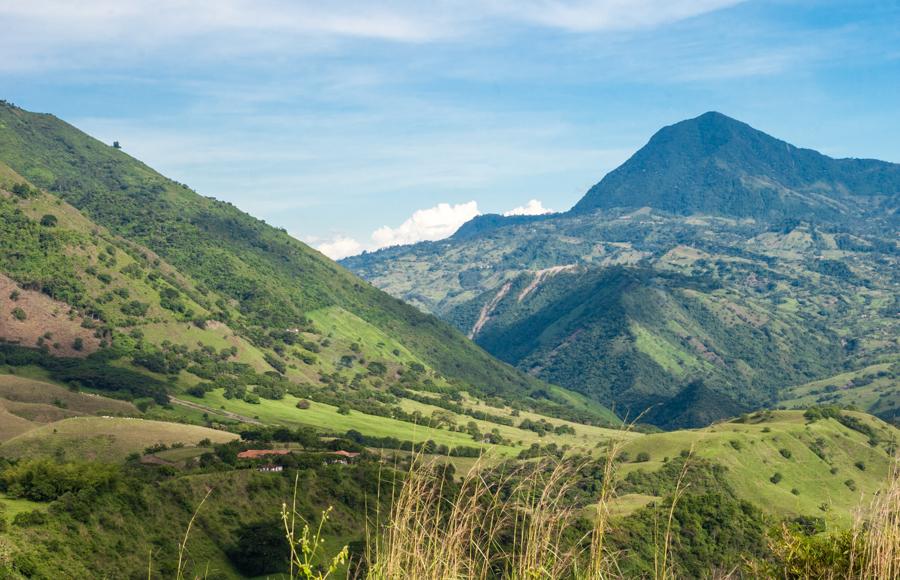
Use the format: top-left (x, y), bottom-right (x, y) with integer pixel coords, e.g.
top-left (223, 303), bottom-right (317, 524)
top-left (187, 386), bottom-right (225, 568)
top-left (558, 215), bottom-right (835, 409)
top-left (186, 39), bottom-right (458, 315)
top-left (0, 417), bottom-right (236, 462)
top-left (0, 101), bottom-right (617, 435)
top-left (616, 410), bottom-right (897, 527)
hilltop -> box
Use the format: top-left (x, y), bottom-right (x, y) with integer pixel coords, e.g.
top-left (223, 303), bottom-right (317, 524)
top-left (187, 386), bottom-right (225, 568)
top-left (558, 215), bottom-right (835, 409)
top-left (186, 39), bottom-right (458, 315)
top-left (572, 111), bottom-right (900, 221)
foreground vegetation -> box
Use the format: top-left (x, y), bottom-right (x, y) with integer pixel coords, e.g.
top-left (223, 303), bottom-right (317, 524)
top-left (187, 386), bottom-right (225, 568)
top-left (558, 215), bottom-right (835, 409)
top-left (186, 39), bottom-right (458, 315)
top-left (0, 383), bottom-right (895, 578)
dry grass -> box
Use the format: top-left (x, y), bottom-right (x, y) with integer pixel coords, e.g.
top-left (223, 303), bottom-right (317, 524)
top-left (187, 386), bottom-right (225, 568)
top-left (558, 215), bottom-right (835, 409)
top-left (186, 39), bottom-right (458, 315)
top-left (362, 415), bottom-right (678, 580)
top-left (166, 442), bottom-right (898, 579)
top-left (857, 455), bottom-right (900, 579)
top-left (0, 273), bottom-right (101, 357)
top-left (758, 452), bottom-right (900, 580)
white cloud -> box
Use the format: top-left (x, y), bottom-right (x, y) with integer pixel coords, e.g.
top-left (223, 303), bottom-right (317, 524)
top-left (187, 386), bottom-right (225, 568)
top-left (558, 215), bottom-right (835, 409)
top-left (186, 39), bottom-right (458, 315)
top-left (316, 200), bottom-right (481, 259)
top-left (372, 201), bottom-right (480, 247)
top-left (316, 236), bottom-right (364, 260)
top-left (503, 199), bottom-right (554, 216)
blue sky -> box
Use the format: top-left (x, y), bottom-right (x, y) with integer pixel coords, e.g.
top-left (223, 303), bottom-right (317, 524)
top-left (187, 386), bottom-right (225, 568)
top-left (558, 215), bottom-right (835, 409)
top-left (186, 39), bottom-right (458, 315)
top-left (1, 1), bottom-right (898, 258)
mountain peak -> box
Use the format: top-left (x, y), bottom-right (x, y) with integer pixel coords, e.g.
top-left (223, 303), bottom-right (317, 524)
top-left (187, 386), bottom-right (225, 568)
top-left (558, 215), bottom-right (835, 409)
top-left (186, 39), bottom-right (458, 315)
top-left (571, 113), bottom-right (899, 220)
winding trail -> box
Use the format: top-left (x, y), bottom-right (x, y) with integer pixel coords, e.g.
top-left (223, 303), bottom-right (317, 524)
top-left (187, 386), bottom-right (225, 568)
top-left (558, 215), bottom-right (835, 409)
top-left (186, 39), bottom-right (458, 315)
top-left (170, 397), bottom-right (263, 425)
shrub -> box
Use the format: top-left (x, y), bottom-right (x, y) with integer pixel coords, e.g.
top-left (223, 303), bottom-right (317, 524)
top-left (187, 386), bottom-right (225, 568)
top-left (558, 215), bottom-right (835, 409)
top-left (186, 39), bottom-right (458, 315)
top-left (72, 337), bottom-right (84, 351)
top-left (40, 214), bottom-right (58, 227)
top-left (854, 461), bottom-right (866, 471)
top-left (770, 472), bottom-right (783, 484)
top-left (10, 182), bottom-right (33, 198)
top-left (1, 460), bottom-right (121, 502)
top-left (11, 307), bottom-right (26, 321)
top-left (296, 399), bottom-right (311, 409)
top-left (13, 510), bottom-right (47, 527)
top-left (779, 448), bottom-right (792, 459)
top-left (635, 452), bottom-right (650, 463)
top-left (120, 300), bottom-right (149, 317)
top-left (844, 479), bottom-right (856, 491)
top-left (337, 404), bottom-right (351, 415)
top-left (227, 520), bottom-right (289, 576)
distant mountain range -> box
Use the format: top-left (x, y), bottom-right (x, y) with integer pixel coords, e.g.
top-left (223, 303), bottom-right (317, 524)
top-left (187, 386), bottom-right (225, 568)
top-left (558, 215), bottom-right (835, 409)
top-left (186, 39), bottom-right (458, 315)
top-left (344, 113), bottom-right (900, 427)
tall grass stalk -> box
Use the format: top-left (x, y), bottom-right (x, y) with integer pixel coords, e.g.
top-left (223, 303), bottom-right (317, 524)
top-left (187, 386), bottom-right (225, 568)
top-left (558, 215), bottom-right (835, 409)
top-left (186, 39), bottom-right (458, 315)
top-left (858, 454), bottom-right (900, 579)
top-left (653, 447), bottom-right (692, 580)
top-left (507, 459), bottom-right (583, 578)
top-left (281, 473), bottom-right (348, 579)
top-left (367, 454), bottom-right (508, 579)
top-left (176, 487), bottom-right (212, 580)
top-left (586, 415), bottom-right (646, 580)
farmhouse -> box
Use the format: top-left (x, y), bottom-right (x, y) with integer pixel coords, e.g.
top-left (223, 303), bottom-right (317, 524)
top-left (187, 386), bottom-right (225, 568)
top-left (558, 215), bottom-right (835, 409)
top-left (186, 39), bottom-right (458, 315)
top-left (327, 450), bottom-right (360, 465)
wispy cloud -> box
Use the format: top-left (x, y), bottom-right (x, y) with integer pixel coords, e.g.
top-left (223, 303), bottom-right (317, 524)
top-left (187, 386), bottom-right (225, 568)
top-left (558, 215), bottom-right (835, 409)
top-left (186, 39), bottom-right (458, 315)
top-left (0, 1), bottom-right (746, 71)
top-left (500, 0), bottom-right (745, 32)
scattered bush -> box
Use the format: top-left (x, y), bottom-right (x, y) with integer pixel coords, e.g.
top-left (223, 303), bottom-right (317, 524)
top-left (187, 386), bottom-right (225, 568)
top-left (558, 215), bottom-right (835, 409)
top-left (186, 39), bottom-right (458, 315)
top-left (120, 300), bottom-right (149, 317)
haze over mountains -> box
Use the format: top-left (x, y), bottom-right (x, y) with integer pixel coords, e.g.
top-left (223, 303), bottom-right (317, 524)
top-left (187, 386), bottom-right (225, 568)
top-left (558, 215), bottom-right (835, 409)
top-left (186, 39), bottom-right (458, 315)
top-left (344, 112), bottom-right (900, 427)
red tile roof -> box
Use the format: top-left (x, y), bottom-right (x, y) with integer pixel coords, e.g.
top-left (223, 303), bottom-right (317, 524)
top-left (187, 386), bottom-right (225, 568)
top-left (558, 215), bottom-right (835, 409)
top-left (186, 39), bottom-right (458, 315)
top-left (237, 449), bottom-right (291, 459)
top-left (331, 450), bottom-right (360, 458)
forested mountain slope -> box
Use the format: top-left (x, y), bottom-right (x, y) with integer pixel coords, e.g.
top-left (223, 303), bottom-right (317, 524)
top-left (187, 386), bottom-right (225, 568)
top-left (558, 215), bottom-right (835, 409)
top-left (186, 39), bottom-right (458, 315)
top-left (0, 100), bottom-right (616, 428)
top-left (344, 114), bottom-right (900, 426)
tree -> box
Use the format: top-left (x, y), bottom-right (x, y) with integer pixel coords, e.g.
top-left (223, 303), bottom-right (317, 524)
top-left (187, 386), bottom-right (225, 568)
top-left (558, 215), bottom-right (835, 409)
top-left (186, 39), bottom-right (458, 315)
top-left (40, 214), bottom-right (58, 227)
top-left (112, 141), bottom-right (121, 149)
top-left (227, 521), bottom-right (289, 576)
